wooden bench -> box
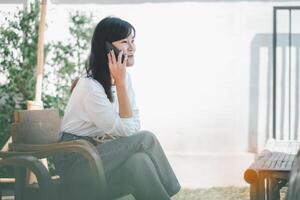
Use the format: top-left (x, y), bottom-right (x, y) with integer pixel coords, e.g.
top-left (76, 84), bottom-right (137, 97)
top-left (286, 149), bottom-right (300, 200)
top-left (244, 139), bottom-right (300, 200)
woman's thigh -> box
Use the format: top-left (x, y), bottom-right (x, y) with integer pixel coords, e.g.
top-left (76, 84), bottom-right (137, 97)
top-left (96, 130), bottom-right (158, 174)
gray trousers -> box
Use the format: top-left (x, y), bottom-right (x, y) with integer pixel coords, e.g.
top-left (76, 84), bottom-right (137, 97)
top-left (55, 130), bottom-right (181, 200)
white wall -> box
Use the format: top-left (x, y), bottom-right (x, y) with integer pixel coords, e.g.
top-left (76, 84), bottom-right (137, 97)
top-left (2, 0), bottom-right (300, 187)
top-left (60, 1), bottom-right (299, 154)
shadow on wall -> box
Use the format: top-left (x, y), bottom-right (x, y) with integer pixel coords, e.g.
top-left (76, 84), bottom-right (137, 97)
top-left (248, 33), bottom-right (300, 153)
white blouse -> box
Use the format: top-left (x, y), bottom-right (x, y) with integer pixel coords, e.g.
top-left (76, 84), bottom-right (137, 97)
top-left (60, 72), bottom-right (141, 137)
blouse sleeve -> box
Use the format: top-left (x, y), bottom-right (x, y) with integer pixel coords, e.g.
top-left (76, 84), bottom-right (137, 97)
top-left (83, 75), bottom-right (141, 136)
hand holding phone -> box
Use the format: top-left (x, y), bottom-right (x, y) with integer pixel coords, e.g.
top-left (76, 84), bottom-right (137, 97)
top-left (106, 41), bottom-right (127, 85)
top-left (105, 41), bottom-right (125, 63)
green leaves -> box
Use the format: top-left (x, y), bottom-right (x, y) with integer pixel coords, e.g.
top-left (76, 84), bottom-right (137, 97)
top-left (0, 1), bottom-right (39, 145)
top-left (0, 3), bottom-right (94, 150)
top-left (43, 11), bottom-right (94, 115)
top-left (0, 2), bottom-right (94, 178)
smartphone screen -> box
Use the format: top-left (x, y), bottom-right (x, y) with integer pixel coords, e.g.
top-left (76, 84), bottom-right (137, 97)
top-left (105, 41), bottom-right (125, 62)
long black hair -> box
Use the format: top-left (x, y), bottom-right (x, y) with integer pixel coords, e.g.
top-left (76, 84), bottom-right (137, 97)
top-left (86, 16), bottom-right (135, 102)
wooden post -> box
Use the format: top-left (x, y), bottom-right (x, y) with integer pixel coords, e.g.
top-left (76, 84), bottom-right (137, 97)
top-left (34, 0), bottom-right (47, 106)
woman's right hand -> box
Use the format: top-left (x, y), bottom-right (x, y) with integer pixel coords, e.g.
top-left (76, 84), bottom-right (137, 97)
top-left (107, 50), bottom-right (128, 86)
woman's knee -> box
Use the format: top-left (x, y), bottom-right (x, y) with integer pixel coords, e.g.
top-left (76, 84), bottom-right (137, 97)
top-left (139, 130), bottom-right (156, 137)
top-left (138, 130), bottom-right (158, 143)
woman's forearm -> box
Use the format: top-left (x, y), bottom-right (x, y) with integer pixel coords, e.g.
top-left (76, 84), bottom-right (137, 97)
top-left (116, 83), bottom-right (133, 118)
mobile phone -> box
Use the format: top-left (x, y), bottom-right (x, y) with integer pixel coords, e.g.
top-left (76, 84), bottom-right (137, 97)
top-left (105, 41), bottom-right (125, 62)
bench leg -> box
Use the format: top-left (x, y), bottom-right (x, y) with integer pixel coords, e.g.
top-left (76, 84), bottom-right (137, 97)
top-left (250, 180), bottom-right (259, 200)
top-left (258, 177), bottom-right (266, 200)
top-left (267, 178), bottom-right (280, 200)
top-left (14, 167), bottom-right (26, 200)
top-left (250, 176), bottom-right (267, 200)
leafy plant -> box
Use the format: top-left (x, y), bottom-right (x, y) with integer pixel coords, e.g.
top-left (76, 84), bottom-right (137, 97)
top-left (0, 0), bottom-right (94, 156)
top-left (43, 11), bottom-right (94, 115)
top-left (0, 1), bottom-right (40, 148)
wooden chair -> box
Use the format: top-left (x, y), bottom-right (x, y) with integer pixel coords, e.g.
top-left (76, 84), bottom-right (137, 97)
top-left (0, 109), bottom-right (107, 200)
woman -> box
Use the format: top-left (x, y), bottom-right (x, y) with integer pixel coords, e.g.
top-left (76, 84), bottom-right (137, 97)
top-left (56, 16), bottom-right (181, 200)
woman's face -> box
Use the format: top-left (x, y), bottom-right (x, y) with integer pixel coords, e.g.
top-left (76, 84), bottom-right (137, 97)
top-left (112, 31), bottom-right (135, 67)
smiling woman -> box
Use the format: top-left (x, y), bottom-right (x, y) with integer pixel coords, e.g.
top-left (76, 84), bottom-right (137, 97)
top-left (54, 16), bottom-right (181, 200)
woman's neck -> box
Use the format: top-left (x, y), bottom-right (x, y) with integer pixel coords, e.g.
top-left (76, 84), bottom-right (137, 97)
top-left (111, 77), bottom-right (115, 86)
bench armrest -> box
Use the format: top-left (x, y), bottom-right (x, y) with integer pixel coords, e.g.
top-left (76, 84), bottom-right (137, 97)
top-left (1, 140), bottom-right (107, 199)
top-left (244, 150), bottom-right (272, 183)
top-left (0, 155), bottom-right (55, 200)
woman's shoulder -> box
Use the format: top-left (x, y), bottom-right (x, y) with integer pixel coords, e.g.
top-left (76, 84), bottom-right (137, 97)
top-left (77, 76), bottom-right (105, 93)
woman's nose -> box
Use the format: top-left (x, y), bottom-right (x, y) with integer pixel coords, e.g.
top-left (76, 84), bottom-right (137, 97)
top-left (128, 43), bottom-right (135, 52)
